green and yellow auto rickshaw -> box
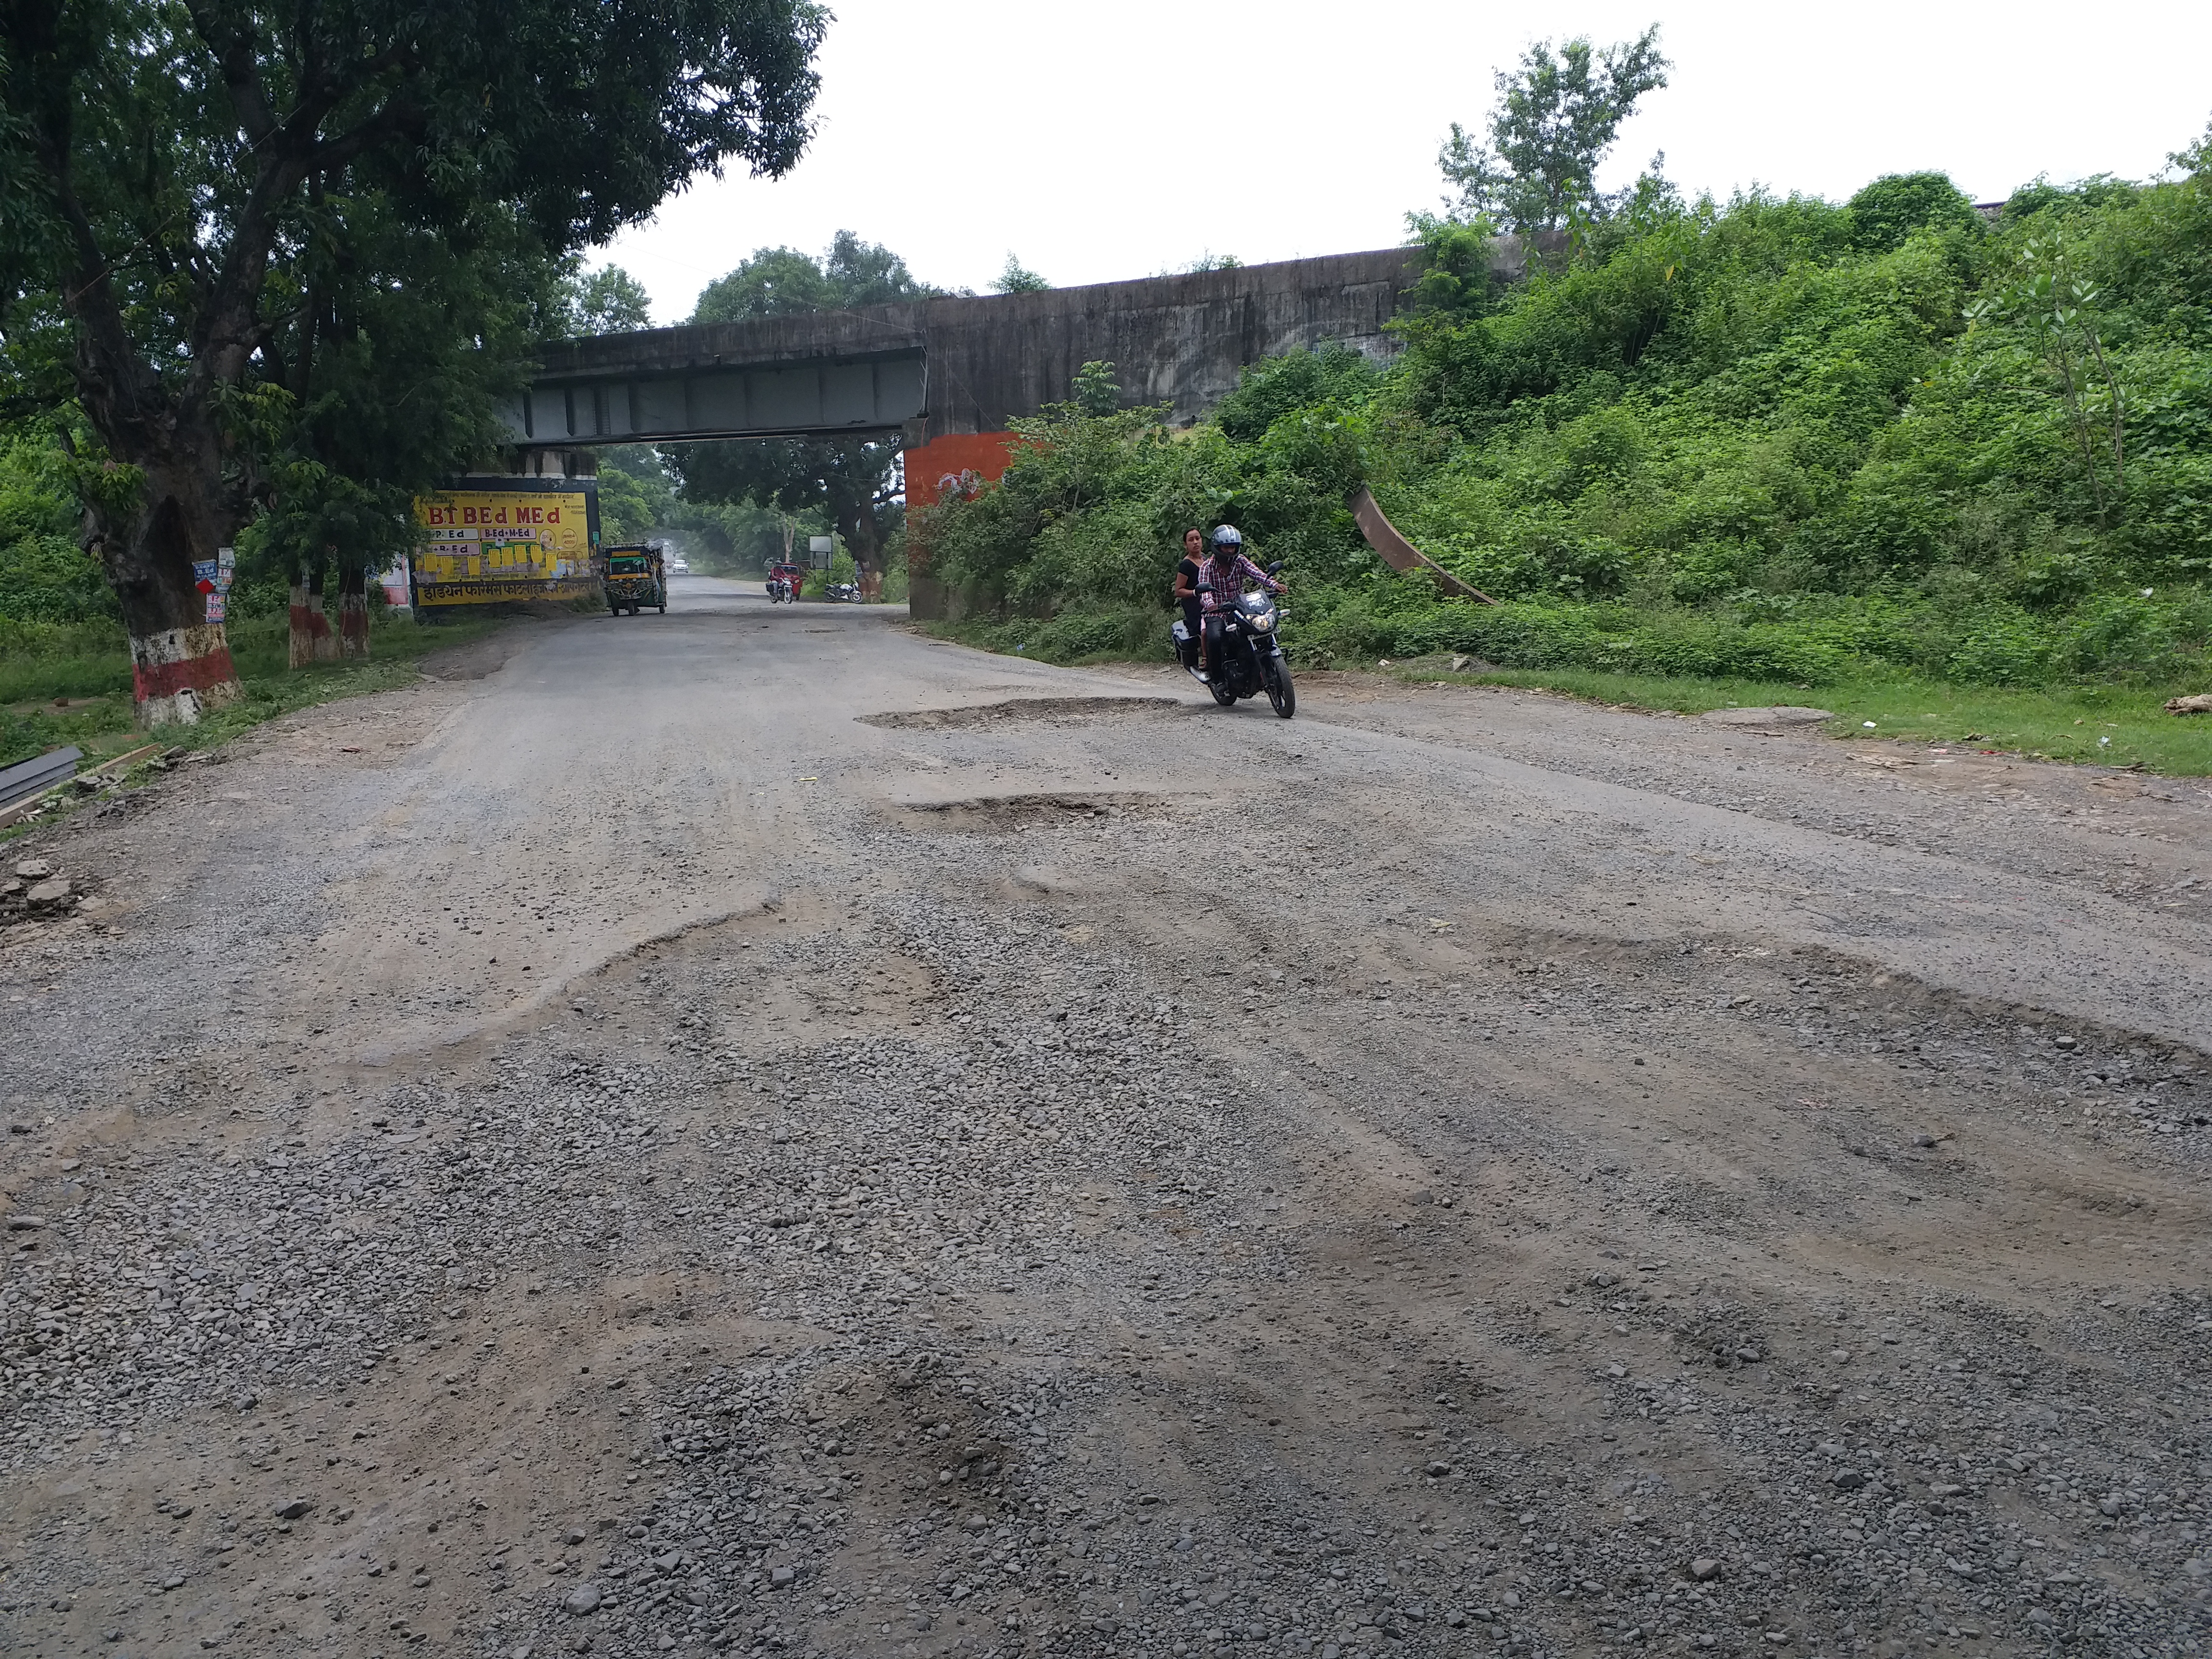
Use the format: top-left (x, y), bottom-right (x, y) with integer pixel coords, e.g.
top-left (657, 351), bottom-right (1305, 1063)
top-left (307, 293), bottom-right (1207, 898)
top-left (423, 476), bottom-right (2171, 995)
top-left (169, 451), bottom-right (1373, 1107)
top-left (603, 544), bottom-right (666, 615)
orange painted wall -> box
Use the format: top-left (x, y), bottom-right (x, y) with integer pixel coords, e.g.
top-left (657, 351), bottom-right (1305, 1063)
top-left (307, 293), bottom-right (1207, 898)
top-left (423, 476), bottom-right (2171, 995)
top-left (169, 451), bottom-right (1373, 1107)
top-left (902, 432), bottom-right (1026, 510)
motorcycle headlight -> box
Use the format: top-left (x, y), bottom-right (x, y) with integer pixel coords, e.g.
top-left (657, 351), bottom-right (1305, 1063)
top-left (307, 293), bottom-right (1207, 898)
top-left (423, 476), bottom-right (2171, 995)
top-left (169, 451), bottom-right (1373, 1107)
top-left (1251, 610), bottom-right (1276, 631)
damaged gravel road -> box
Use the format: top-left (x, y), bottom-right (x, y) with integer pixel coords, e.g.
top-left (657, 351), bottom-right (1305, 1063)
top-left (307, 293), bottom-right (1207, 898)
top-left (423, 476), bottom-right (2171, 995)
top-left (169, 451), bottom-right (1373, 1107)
top-left (2, 574), bottom-right (2209, 1659)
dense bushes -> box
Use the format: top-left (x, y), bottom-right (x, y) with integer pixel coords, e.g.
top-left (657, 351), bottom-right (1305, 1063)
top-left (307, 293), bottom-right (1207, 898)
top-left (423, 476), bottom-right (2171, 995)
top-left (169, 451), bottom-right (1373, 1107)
top-left (0, 433), bottom-right (115, 625)
top-left (916, 148), bottom-right (2212, 690)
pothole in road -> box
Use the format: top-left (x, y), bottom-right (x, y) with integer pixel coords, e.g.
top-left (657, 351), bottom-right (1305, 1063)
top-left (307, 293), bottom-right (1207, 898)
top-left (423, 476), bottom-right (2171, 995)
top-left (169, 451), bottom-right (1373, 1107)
top-left (860, 696), bottom-right (1184, 731)
top-left (900, 792), bottom-right (1168, 831)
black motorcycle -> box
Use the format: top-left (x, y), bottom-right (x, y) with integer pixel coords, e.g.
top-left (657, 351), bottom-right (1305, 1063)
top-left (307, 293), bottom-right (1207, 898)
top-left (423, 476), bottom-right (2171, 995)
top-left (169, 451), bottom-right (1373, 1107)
top-left (1174, 566), bottom-right (1295, 719)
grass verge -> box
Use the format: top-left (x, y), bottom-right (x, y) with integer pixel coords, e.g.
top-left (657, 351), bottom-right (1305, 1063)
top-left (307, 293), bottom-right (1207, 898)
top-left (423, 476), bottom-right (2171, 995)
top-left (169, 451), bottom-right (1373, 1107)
top-left (1, 612), bottom-right (510, 773)
top-left (1372, 656), bottom-right (2212, 775)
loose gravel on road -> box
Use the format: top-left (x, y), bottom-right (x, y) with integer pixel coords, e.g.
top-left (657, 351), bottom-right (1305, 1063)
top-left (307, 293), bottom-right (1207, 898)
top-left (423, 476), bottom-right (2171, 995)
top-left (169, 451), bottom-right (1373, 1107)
top-left (2, 581), bottom-right (2207, 1659)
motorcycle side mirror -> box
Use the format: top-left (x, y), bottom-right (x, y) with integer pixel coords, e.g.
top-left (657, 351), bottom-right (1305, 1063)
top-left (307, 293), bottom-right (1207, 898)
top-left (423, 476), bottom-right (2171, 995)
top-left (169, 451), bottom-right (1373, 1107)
top-left (1266, 562), bottom-right (1285, 576)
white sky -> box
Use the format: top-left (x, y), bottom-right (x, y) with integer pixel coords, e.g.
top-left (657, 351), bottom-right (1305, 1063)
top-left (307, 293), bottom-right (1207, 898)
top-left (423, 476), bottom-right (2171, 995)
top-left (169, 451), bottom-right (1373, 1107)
top-left (598, 0), bottom-right (2212, 325)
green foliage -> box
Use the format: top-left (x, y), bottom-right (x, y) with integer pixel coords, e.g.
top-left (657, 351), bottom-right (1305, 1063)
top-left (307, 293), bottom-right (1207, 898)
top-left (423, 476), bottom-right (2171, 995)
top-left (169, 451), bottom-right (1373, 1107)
top-left (1, 0), bottom-right (826, 631)
top-left (0, 428), bottom-right (113, 623)
top-left (1214, 348), bottom-right (1381, 444)
top-left (563, 265), bottom-right (655, 335)
top-left (232, 193), bottom-right (563, 584)
top-left (1071, 362), bottom-right (1121, 417)
top-left (993, 255), bottom-right (1050, 294)
top-left (675, 233), bottom-right (940, 575)
top-left (921, 146), bottom-right (2212, 703)
top-left (592, 446), bottom-right (798, 572)
top-left (1438, 26), bottom-right (1670, 234)
top-left (693, 231), bottom-right (938, 323)
top-left (1, 610), bottom-right (506, 771)
top-left (1846, 173), bottom-right (1984, 252)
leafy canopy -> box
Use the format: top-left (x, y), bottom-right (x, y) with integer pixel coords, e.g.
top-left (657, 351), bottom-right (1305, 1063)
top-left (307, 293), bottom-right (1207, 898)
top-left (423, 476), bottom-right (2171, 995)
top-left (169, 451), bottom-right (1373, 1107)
top-left (1847, 173), bottom-right (1984, 252)
top-left (0, 0), bottom-right (827, 628)
top-left (993, 254), bottom-right (1051, 294)
top-left (671, 232), bottom-right (942, 571)
top-left (694, 230), bottom-right (939, 321)
top-left (1439, 25), bottom-right (1670, 234)
top-left (564, 266), bottom-right (656, 336)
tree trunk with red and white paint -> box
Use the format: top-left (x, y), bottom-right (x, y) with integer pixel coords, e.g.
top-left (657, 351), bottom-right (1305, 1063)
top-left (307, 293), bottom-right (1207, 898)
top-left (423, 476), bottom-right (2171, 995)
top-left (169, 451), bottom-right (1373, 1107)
top-left (289, 566), bottom-right (323, 668)
top-left (63, 236), bottom-right (249, 727)
top-left (336, 562), bottom-right (371, 660)
top-left (289, 559), bottom-right (337, 666)
top-left (97, 454), bottom-right (246, 729)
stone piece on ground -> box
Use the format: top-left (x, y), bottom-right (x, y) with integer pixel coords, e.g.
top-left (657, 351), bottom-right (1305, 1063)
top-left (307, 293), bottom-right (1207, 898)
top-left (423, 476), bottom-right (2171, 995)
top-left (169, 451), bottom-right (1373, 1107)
top-left (1699, 707), bottom-right (1835, 729)
top-left (12, 858), bottom-right (51, 879)
top-left (1689, 1558), bottom-right (1721, 1581)
top-left (25, 877), bottom-right (71, 905)
top-left (7, 1214), bottom-right (46, 1231)
top-left (273, 1497), bottom-right (313, 1519)
top-left (564, 1582), bottom-right (603, 1615)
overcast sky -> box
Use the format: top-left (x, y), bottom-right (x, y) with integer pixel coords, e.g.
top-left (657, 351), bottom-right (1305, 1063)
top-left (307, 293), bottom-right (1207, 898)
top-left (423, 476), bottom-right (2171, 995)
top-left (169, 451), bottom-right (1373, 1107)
top-left (598, 0), bottom-right (2212, 325)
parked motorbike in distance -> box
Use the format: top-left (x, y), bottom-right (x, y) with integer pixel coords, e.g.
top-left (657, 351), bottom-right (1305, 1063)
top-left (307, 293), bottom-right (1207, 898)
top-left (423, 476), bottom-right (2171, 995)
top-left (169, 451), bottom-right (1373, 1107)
top-left (826, 581), bottom-right (862, 603)
top-left (1172, 564), bottom-right (1295, 719)
top-left (764, 562), bottom-right (805, 604)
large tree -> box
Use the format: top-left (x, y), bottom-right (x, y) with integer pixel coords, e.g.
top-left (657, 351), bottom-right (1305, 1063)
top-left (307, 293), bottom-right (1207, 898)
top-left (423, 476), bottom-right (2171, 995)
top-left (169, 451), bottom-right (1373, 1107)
top-left (1438, 25), bottom-right (1669, 235)
top-left (668, 231), bottom-right (938, 594)
top-left (1, 0), bottom-right (825, 723)
top-left (246, 198), bottom-right (575, 667)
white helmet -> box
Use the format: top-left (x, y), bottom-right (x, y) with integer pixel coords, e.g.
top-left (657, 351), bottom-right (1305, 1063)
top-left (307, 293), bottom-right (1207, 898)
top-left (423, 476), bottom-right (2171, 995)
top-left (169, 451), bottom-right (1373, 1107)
top-left (1210, 525), bottom-right (1243, 551)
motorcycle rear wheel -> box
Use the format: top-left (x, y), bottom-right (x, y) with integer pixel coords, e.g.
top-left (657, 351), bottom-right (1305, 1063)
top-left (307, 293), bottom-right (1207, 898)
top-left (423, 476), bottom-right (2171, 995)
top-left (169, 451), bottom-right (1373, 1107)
top-left (1265, 659), bottom-right (1296, 719)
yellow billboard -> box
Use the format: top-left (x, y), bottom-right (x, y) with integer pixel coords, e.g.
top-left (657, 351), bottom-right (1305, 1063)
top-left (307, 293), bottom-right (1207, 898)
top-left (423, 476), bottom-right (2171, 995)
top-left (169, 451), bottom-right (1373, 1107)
top-left (413, 487), bottom-right (598, 606)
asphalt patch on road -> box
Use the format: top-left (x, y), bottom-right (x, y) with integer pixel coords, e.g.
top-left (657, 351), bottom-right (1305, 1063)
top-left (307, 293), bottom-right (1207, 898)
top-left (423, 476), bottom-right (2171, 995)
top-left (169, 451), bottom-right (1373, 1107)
top-left (860, 695), bottom-right (1184, 731)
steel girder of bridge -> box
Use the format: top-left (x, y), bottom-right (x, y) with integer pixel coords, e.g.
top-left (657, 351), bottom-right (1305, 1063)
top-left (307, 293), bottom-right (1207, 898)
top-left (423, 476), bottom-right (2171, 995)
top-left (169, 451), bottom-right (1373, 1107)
top-left (503, 345), bottom-right (926, 447)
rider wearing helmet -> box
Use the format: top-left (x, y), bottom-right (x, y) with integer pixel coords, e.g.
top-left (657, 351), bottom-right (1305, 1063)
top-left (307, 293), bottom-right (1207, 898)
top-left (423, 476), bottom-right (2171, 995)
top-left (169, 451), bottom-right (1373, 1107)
top-left (1196, 525), bottom-right (1284, 681)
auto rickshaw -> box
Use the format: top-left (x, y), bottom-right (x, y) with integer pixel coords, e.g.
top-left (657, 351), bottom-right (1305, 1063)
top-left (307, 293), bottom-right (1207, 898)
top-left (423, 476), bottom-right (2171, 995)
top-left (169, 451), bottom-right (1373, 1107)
top-left (603, 544), bottom-right (666, 615)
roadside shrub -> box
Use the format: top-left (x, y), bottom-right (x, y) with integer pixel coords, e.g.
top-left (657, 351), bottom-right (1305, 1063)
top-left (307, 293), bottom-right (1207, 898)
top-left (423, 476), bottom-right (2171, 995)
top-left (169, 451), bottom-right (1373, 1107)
top-left (1845, 172), bottom-right (1983, 252)
top-left (915, 150), bottom-right (2212, 698)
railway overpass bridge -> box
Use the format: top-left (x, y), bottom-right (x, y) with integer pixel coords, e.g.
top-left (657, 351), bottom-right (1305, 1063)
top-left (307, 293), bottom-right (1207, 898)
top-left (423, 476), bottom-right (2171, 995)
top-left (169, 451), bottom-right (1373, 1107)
top-left (503, 239), bottom-right (1549, 455)
top-left (496, 238), bottom-right (1546, 613)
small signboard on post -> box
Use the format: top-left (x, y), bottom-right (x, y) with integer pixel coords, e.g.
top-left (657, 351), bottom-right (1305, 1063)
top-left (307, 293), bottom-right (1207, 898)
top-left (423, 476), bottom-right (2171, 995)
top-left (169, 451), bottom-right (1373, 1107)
top-left (808, 535), bottom-right (834, 569)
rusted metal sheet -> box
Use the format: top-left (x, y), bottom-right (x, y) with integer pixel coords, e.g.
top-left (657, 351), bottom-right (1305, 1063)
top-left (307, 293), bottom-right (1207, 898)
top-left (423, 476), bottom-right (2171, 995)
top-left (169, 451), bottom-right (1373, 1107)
top-left (1347, 487), bottom-right (1495, 603)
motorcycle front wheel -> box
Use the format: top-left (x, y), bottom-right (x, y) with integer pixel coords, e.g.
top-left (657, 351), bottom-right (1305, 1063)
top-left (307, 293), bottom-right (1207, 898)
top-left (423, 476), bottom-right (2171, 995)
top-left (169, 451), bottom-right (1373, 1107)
top-left (1209, 678), bottom-right (1238, 707)
top-left (1265, 658), bottom-right (1296, 719)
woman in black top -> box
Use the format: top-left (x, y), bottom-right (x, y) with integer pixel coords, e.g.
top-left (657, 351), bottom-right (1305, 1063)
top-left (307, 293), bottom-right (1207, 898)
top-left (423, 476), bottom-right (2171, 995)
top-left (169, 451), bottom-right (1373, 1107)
top-left (1172, 527), bottom-right (1204, 671)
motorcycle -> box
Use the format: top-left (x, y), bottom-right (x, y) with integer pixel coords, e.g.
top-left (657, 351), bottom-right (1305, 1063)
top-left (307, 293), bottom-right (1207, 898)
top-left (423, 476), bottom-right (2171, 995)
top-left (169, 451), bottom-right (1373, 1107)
top-left (766, 577), bottom-right (794, 604)
top-left (1172, 565), bottom-right (1295, 719)
top-left (826, 581), bottom-right (862, 603)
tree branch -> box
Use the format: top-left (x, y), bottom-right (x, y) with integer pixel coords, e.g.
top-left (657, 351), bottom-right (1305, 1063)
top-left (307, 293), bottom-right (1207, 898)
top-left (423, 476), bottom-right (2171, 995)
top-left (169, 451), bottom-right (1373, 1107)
top-left (312, 84), bottom-right (424, 173)
top-left (179, 0), bottom-right (281, 146)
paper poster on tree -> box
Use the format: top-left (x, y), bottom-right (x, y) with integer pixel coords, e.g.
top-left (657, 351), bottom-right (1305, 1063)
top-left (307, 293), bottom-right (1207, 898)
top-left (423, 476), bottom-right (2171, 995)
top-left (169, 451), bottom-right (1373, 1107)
top-left (413, 488), bottom-right (600, 606)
